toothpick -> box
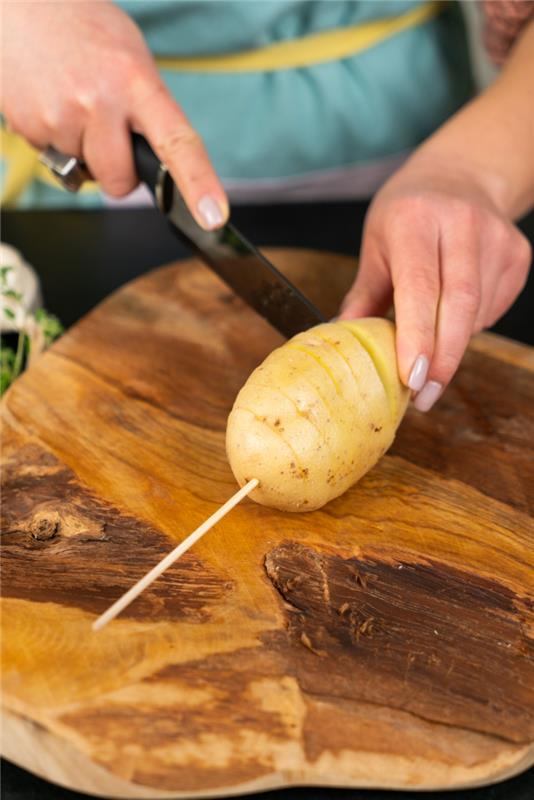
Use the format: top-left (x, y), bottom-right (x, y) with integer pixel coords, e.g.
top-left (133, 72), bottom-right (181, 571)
top-left (92, 478), bottom-right (259, 632)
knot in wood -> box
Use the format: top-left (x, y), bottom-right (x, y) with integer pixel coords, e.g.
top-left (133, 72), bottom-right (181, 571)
top-left (30, 511), bottom-right (60, 541)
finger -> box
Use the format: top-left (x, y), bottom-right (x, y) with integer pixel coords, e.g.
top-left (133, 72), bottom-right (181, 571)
top-left (131, 80), bottom-right (228, 230)
top-left (473, 221), bottom-right (514, 332)
top-left (339, 239), bottom-right (393, 319)
top-left (479, 230), bottom-right (531, 329)
top-left (388, 222), bottom-right (440, 392)
top-left (82, 114), bottom-right (138, 198)
top-left (473, 261), bottom-right (502, 333)
top-left (37, 98), bottom-right (85, 158)
top-left (415, 227), bottom-right (480, 411)
top-left (6, 114), bottom-right (77, 156)
top-left (13, 127), bottom-right (50, 153)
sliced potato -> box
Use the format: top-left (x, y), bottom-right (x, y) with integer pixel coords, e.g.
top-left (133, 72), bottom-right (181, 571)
top-left (226, 318), bottom-right (409, 512)
top-left (340, 318), bottom-right (407, 421)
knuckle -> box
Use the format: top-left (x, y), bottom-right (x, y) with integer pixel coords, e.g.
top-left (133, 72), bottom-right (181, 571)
top-left (157, 126), bottom-right (202, 158)
top-left (394, 278), bottom-right (438, 324)
top-left (113, 48), bottom-right (138, 80)
top-left (405, 265), bottom-right (438, 294)
top-left (432, 351), bottom-right (461, 384)
top-left (395, 302), bottom-right (435, 340)
top-left (6, 114), bottom-right (24, 137)
top-left (405, 323), bottom-right (435, 349)
top-left (489, 217), bottom-right (512, 247)
top-left (443, 202), bottom-right (487, 243)
top-left (508, 261), bottom-right (529, 298)
top-left (515, 232), bottom-right (532, 270)
top-left (40, 106), bottom-right (62, 133)
top-left (7, 112), bottom-right (48, 149)
top-left (448, 280), bottom-right (480, 314)
top-left (43, 96), bottom-right (82, 131)
top-left (449, 199), bottom-right (481, 227)
top-left (15, 127), bottom-right (47, 151)
top-left (62, 94), bottom-right (84, 120)
top-left (101, 175), bottom-right (136, 198)
top-left (388, 194), bottom-right (430, 227)
top-left (395, 194), bottom-right (425, 215)
top-left (128, 74), bottom-right (165, 110)
top-left (495, 230), bottom-right (531, 295)
top-left (75, 88), bottom-right (100, 115)
top-left (113, 52), bottom-right (149, 99)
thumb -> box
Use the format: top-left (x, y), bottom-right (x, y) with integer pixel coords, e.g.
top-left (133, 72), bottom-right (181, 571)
top-left (339, 243), bottom-right (393, 320)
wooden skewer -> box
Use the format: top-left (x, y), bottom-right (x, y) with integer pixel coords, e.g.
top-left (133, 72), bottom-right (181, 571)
top-left (92, 478), bottom-right (259, 632)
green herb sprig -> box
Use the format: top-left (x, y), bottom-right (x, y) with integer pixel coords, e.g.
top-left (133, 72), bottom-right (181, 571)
top-left (1, 265), bottom-right (63, 395)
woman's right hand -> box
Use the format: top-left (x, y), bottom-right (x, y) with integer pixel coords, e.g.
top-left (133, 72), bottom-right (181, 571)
top-left (1, 0), bottom-right (228, 229)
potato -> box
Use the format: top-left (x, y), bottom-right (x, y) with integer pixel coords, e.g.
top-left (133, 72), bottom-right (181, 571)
top-left (226, 318), bottom-right (409, 512)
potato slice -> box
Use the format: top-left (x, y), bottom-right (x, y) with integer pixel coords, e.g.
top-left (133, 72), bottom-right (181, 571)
top-left (340, 318), bottom-right (409, 422)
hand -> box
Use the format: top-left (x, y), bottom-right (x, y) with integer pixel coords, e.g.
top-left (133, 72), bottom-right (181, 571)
top-left (1, 0), bottom-right (228, 229)
top-left (339, 157), bottom-right (532, 411)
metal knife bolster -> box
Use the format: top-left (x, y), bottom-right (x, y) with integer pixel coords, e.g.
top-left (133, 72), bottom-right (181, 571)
top-left (39, 147), bottom-right (91, 192)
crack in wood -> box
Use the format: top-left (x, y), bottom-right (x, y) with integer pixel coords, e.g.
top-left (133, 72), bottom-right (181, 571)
top-left (264, 540), bottom-right (534, 743)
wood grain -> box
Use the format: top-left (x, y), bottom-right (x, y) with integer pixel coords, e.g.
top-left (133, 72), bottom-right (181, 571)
top-left (1, 249), bottom-right (533, 797)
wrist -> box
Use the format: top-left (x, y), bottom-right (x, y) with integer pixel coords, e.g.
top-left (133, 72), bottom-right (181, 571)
top-left (406, 56), bottom-right (534, 221)
top-left (396, 146), bottom-right (511, 218)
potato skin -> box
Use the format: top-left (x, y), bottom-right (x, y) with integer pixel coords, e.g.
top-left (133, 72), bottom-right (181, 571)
top-left (226, 319), bottom-right (409, 512)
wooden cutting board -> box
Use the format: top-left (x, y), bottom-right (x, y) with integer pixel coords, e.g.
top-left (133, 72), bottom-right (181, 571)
top-left (1, 249), bottom-right (533, 798)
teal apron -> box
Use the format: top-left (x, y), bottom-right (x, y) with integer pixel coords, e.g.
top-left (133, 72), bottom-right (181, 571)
top-left (1, 1), bottom-right (473, 208)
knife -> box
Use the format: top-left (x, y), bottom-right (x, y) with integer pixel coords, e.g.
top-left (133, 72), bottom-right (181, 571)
top-left (40, 134), bottom-right (325, 338)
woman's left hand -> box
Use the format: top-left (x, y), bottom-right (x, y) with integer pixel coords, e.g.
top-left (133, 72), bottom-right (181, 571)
top-left (339, 156), bottom-right (531, 411)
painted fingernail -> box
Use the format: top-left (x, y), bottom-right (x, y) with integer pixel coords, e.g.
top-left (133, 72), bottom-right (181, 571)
top-left (414, 380), bottom-right (443, 412)
top-left (407, 355), bottom-right (429, 392)
top-left (197, 195), bottom-right (225, 230)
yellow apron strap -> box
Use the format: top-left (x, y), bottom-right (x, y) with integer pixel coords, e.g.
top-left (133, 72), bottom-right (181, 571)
top-left (156, 0), bottom-right (443, 73)
top-left (1, 129), bottom-right (41, 207)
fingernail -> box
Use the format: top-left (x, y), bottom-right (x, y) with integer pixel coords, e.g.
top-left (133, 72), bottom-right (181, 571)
top-left (197, 195), bottom-right (225, 230)
top-left (414, 380), bottom-right (443, 412)
top-left (407, 355), bottom-right (429, 392)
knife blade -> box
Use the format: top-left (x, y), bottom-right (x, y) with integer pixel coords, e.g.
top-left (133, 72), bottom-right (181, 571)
top-left (131, 135), bottom-right (325, 338)
top-left (40, 136), bottom-right (326, 338)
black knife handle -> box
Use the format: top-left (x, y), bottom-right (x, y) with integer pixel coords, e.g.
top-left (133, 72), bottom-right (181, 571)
top-left (131, 133), bottom-right (176, 215)
top-left (131, 133), bottom-right (161, 199)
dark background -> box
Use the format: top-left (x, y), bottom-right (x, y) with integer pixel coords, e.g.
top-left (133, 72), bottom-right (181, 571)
top-left (1, 202), bottom-right (533, 800)
top-left (1, 757), bottom-right (533, 800)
